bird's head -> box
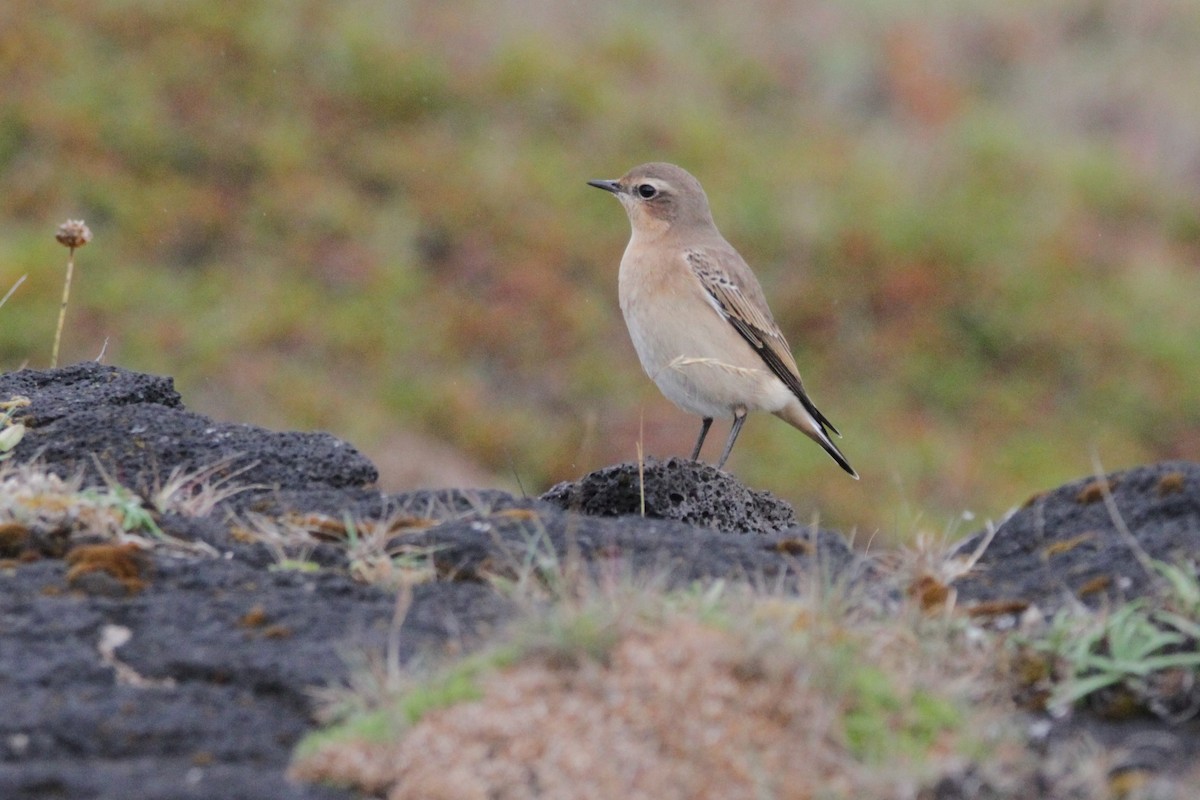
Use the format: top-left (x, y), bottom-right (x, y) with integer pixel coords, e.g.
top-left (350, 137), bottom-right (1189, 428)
top-left (588, 162), bottom-right (715, 236)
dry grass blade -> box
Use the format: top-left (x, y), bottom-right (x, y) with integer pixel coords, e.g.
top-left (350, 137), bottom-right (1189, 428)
top-left (152, 458), bottom-right (261, 517)
top-left (636, 411), bottom-right (646, 518)
top-left (0, 275), bottom-right (26, 310)
top-left (1090, 451), bottom-right (1159, 583)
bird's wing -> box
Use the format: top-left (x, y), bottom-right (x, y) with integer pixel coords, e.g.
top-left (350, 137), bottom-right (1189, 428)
top-left (685, 247), bottom-right (840, 437)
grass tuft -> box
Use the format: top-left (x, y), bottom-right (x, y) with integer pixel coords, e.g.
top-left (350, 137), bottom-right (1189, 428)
top-left (291, 556), bottom-right (1039, 798)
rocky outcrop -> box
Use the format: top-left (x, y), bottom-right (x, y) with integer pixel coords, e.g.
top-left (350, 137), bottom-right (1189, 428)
top-left (2, 363), bottom-right (1198, 799)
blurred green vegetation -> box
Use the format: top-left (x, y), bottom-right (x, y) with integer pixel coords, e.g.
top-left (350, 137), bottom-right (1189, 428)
top-left (3, 0), bottom-right (1199, 541)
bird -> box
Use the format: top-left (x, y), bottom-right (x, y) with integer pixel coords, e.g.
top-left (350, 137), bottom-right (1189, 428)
top-left (588, 162), bottom-right (857, 478)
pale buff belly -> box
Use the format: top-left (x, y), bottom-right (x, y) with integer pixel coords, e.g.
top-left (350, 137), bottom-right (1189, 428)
top-left (621, 290), bottom-right (794, 419)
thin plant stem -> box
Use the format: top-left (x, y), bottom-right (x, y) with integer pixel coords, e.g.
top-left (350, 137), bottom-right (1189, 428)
top-left (51, 249), bottom-right (76, 368)
top-left (637, 410), bottom-right (646, 517)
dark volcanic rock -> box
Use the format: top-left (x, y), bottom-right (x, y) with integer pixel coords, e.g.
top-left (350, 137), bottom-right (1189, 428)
top-left (541, 457), bottom-right (797, 535)
top-left (0, 364), bottom-right (862, 800)
top-left (236, 485), bottom-right (538, 520)
top-left (0, 556), bottom-right (510, 800)
top-left (403, 505), bottom-right (861, 588)
top-left (0, 362), bottom-right (182, 426)
top-left (952, 461), bottom-right (1200, 611)
top-left (934, 462), bottom-right (1200, 790)
top-left (7, 381), bottom-right (376, 496)
top-left (14, 364), bottom-right (1198, 798)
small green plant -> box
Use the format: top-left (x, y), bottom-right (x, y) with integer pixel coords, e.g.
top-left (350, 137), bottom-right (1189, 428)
top-left (1155, 560), bottom-right (1200, 619)
top-left (840, 658), bottom-right (963, 763)
top-left (1022, 562), bottom-right (1200, 717)
top-left (295, 643), bottom-right (522, 761)
top-left (81, 483), bottom-right (164, 538)
top-left (394, 647), bottom-right (520, 726)
top-left (1044, 602), bottom-right (1200, 709)
top-left (0, 462), bottom-right (210, 556)
top-left (269, 558), bottom-right (321, 573)
top-left (51, 220), bottom-right (91, 369)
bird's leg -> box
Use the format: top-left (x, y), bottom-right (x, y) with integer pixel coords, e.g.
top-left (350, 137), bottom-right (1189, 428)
top-left (690, 417), bottom-right (713, 461)
top-left (715, 408), bottom-right (747, 469)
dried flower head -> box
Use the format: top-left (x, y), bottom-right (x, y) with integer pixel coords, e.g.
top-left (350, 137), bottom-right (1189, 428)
top-left (55, 220), bottom-right (92, 250)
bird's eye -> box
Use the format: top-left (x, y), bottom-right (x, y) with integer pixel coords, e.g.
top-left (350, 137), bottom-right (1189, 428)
top-left (636, 184), bottom-right (657, 199)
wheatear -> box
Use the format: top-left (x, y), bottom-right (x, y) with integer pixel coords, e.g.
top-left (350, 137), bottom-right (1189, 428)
top-left (588, 162), bottom-right (857, 477)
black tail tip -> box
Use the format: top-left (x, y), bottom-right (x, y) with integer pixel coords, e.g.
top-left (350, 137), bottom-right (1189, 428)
top-left (821, 438), bottom-right (858, 479)
top-left (837, 457), bottom-right (859, 480)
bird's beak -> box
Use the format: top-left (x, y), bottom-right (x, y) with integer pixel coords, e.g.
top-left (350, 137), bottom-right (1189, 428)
top-left (587, 179), bottom-right (621, 194)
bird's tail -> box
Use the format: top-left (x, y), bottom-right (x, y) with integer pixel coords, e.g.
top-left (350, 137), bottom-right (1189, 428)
top-left (775, 401), bottom-right (859, 479)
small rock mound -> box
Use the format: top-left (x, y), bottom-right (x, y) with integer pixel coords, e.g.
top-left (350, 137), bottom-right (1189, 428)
top-left (541, 457), bottom-right (796, 535)
top-left (953, 460), bottom-right (1200, 611)
top-left (0, 362), bottom-right (181, 426)
top-left (2, 362), bottom-right (378, 498)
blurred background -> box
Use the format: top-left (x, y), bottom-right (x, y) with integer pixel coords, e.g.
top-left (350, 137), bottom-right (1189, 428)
top-left (2, 0), bottom-right (1198, 543)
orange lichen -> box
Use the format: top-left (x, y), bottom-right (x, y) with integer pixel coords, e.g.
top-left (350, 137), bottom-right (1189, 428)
top-left (283, 512), bottom-right (352, 540)
top-left (1091, 687), bottom-right (1143, 720)
top-left (229, 527), bottom-right (260, 543)
top-left (908, 574), bottom-right (952, 611)
top-left (1075, 479), bottom-right (1117, 505)
top-left (493, 508), bottom-right (541, 522)
top-left (383, 515), bottom-right (437, 532)
top-left (1109, 769), bottom-right (1150, 799)
top-left (65, 543), bottom-right (147, 593)
top-left (1076, 575), bottom-right (1112, 597)
top-left (965, 599), bottom-right (1030, 618)
top-left (1006, 647), bottom-right (1054, 712)
top-left (1011, 649), bottom-right (1052, 686)
top-left (0, 521), bottom-right (29, 557)
top-left (1156, 471), bottom-right (1186, 497)
top-left (773, 537), bottom-right (814, 556)
top-left (239, 605), bottom-right (269, 628)
top-left (1042, 532), bottom-right (1095, 558)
